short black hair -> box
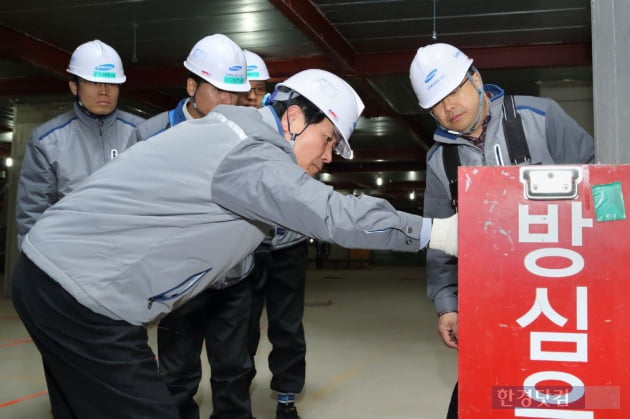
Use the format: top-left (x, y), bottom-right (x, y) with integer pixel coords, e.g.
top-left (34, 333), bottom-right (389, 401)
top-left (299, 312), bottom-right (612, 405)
top-left (271, 94), bottom-right (325, 126)
top-left (187, 71), bottom-right (204, 85)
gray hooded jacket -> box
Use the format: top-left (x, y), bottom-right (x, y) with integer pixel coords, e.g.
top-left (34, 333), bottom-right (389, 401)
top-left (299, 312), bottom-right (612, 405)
top-left (23, 105), bottom-right (428, 326)
top-left (424, 84), bottom-right (595, 314)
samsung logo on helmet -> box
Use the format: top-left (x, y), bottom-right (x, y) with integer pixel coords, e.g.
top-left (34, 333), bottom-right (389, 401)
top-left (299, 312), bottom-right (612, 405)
top-left (425, 69), bottom-right (438, 84)
top-left (229, 65), bottom-right (243, 71)
top-left (95, 64), bottom-right (115, 71)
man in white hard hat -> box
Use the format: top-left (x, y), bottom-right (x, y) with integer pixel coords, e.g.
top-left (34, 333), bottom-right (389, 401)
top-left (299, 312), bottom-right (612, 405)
top-left (409, 42), bottom-right (594, 419)
top-left (131, 34), bottom-right (256, 419)
top-left (237, 50), bottom-right (270, 108)
top-left (16, 40), bottom-right (144, 249)
top-left (12, 68), bottom-right (457, 419)
top-left (15, 37), bottom-right (145, 419)
top-left (133, 33), bottom-right (250, 140)
top-left (238, 50), bottom-right (308, 419)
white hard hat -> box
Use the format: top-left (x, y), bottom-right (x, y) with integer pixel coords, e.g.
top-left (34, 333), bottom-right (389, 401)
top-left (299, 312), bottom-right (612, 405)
top-left (409, 43), bottom-right (473, 109)
top-left (66, 40), bottom-right (126, 84)
top-left (243, 50), bottom-right (270, 81)
top-left (183, 34), bottom-right (250, 93)
top-left (272, 69), bottom-right (364, 159)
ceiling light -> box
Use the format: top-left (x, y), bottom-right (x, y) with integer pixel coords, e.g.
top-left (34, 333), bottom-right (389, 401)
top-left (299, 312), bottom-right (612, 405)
top-left (409, 191), bottom-right (416, 200)
top-left (376, 173), bottom-right (383, 186)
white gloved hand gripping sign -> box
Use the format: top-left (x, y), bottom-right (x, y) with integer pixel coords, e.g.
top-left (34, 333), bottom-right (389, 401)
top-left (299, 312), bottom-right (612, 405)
top-left (429, 213), bottom-right (458, 257)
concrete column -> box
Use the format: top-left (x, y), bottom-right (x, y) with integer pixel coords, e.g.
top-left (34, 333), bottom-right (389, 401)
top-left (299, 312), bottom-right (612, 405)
top-left (591, 0), bottom-right (630, 163)
top-left (538, 83), bottom-right (594, 136)
top-left (3, 102), bottom-right (72, 296)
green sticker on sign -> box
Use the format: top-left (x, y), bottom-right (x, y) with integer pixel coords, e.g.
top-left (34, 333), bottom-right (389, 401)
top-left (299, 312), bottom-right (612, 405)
top-left (592, 181), bottom-right (626, 222)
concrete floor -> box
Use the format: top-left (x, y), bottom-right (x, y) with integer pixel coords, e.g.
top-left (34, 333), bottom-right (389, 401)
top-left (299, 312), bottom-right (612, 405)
top-left (0, 266), bottom-right (457, 419)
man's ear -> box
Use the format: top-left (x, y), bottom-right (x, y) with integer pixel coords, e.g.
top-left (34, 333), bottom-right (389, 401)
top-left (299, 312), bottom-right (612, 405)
top-left (186, 78), bottom-right (198, 97)
top-left (286, 104), bottom-right (301, 121)
top-left (472, 71), bottom-right (483, 89)
top-left (282, 104), bottom-right (300, 127)
top-left (280, 104), bottom-right (302, 140)
top-left (68, 80), bottom-right (78, 96)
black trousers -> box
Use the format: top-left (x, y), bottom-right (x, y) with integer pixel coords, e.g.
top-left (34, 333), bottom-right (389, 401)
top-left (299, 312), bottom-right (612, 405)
top-left (11, 254), bottom-right (179, 419)
top-left (447, 382), bottom-right (458, 419)
top-left (157, 277), bottom-right (253, 419)
top-left (247, 241), bottom-right (307, 393)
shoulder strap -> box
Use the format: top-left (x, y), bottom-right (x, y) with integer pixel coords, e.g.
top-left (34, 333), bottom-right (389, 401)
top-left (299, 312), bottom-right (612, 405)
top-left (442, 144), bottom-right (460, 211)
top-left (502, 95), bottom-right (531, 164)
top-left (440, 95), bottom-right (530, 211)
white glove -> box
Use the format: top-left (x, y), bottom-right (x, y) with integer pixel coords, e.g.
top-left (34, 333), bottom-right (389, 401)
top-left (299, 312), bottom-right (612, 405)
top-left (429, 213), bottom-right (458, 257)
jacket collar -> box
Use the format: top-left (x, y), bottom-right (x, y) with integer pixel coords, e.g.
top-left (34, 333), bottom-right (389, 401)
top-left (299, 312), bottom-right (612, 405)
top-left (168, 98), bottom-right (190, 127)
top-left (73, 100), bottom-right (118, 128)
top-left (260, 105), bottom-right (284, 136)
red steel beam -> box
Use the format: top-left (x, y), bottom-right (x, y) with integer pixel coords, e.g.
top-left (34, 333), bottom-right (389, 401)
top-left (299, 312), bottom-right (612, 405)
top-left (267, 0), bottom-right (357, 72)
top-left (354, 42), bottom-right (592, 75)
top-left (0, 21), bottom-right (591, 117)
top-left (0, 76), bottom-right (67, 95)
top-left (358, 74), bottom-right (432, 150)
top-left (122, 42), bottom-right (592, 86)
top-left (265, 56), bottom-right (337, 80)
top-left (0, 19), bottom-right (590, 85)
top-left (0, 24), bottom-right (69, 77)
top-left (1, 39), bottom-right (591, 95)
top-left (465, 42), bottom-right (592, 70)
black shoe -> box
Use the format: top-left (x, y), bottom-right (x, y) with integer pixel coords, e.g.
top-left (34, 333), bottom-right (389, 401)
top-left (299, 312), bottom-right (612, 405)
top-left (276, 403), bottom-right (301, 419)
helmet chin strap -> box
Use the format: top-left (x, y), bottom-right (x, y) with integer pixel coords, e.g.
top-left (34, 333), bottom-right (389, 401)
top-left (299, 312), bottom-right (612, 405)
top-left (75, 97), bottom-right (114, 119)
top-left (288, 123), bottom-right (308, 147)
top-left (189, 87), bottom-right (206, 118)
top-left (442, 73), bottom-right (486, 136)
top-left (286, 91), bottom-right (309, 147)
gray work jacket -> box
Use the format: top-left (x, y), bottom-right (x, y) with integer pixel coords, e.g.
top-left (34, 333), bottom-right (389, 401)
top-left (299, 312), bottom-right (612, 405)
top-left (23, 105), bottom-right (427, 326)
top-left (131, 97), bottom-right (253, 288)
top-left (16, 102), bottom-right (144, 246)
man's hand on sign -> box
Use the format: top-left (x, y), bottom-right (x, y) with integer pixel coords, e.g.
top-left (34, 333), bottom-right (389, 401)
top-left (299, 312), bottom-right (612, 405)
top-left (437, 312), bottom-right (459, 349)
top-left (429, 214), bottom-right (458, 257)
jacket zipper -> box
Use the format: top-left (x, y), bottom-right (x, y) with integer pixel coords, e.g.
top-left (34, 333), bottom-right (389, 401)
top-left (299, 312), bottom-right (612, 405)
top-left (147, 268), bottom-right (212, 309)
top-left (98, 118), bottom-right (106, 162)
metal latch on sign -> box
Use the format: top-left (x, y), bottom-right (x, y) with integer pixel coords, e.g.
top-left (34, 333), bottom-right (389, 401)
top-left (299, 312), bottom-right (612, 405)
top-left (519, 165), bottom-right (583, 200)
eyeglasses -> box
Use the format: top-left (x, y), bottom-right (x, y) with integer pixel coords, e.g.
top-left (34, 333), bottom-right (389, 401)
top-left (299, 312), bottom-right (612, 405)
top-left (430, 76), bottom-right (469, 114)
top-left (249, 86), bottom-right (267, 95)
